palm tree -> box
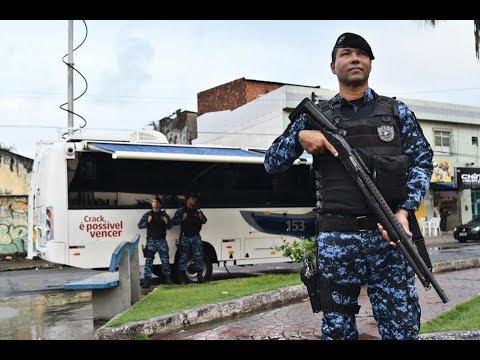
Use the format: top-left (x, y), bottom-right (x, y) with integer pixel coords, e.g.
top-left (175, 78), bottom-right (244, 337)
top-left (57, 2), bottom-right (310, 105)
top-left (421, 20), bottom-right (480, 59)
top-left (147, 120), bottom-right (160, 131)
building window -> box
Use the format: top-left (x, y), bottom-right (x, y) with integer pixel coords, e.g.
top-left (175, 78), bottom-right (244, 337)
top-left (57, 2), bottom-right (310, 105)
top-left (434, 130), bottom-right (451, 154)
top-left (473, 136), bottom-right (478, 146)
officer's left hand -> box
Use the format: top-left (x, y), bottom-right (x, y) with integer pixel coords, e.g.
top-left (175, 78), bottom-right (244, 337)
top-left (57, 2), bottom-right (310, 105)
top-left (377, 209), bottom-right (412, 247)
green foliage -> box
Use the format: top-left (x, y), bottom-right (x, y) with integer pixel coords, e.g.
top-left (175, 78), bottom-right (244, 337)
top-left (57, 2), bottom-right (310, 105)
top-left (105, 273), bottom-right (301, 328)
top-left (276, 236), bottom-right (316, 263)
top-left (420, 295), bottom-right (480, 333)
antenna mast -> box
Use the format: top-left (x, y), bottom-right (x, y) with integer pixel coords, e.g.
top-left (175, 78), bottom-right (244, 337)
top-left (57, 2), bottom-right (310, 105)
top-left (67, 20), bottom-right (74, 136)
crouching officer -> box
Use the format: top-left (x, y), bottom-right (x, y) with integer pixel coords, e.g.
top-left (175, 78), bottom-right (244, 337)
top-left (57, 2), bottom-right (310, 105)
top-left (138, 196), bottom-right (173, 288)
top-left (171, 193), bottom-right (208, 284)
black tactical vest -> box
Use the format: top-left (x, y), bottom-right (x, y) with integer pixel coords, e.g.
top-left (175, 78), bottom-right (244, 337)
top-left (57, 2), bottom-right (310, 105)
top-left (313, 95), bottom-right (408, 215)
top-left (181, 208), bottom-right (203, 236)
top-left (147, 211), bottom-right (167, 239)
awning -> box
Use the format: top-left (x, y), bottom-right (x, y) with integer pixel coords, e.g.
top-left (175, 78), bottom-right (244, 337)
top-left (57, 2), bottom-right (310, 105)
top-left (87, 142), bottom-right (312, 165)
top-left (430, 182), bottom-right (455, 191)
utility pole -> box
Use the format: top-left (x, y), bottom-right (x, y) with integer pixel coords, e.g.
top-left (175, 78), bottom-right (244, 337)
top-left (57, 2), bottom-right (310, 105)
top-left (67, 20), bottom-right (74, 136)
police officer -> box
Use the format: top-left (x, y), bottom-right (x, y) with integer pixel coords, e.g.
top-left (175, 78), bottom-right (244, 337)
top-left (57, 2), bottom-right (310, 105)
top-left (171, 193), bottom-right (208, 284)
top-left (138, 196), bottom-right (173, 288)
top-left (264, 32), bottom-right (433, 340)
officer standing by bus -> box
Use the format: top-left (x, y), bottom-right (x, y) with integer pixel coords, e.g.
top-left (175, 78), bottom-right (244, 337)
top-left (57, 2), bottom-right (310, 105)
top-left (138, 196), bottom-right (173, 288)
top-left (264, 32), bottom-right (433, 340)
top-left (171, 193), bottom-right (208, 284)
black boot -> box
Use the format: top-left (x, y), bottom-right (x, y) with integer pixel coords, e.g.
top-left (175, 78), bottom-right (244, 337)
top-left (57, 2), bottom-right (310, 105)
top-left (141, 277), bottom-right (151, 288)
top-left (177, 271), bottom-right (186, 285)
top-left (164, 275), bottom-right (173, 285)
top-left (197, 272), bottom-right (206, 284)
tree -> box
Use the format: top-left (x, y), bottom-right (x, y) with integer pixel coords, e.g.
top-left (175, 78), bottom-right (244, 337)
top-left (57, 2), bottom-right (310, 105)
top-left (146, 109), bottom-right (181, 132)
top-left (422, 20), bottom-right (480, 59)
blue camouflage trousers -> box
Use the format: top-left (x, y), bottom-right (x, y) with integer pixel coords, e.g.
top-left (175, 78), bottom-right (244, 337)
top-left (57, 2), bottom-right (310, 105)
top-left (143, 238), bottom-right (171, 278)
top-left (177, 234), bottom-right (204, 273)
top-left (317, 230), bottom-right (420, 340)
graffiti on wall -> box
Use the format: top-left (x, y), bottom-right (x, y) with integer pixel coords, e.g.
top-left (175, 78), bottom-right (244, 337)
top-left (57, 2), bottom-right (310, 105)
top-left (0, 197), bottom-right (28, 254)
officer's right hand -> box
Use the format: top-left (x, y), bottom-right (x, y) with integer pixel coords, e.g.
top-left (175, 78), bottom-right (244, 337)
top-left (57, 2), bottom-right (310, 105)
top-left (298, 130), bottom-right (338, 157)
top-left (182, 212), bottom-right (187, 221)
top-left (147, 215), bottom-right (152, 223)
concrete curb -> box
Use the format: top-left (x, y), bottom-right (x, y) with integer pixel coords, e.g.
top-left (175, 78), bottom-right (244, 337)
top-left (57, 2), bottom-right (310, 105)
top-left (432, 258), bottom-right (480, 273)
top-left (95, 257), bottom-right (480, 340)
top-left (95, 285), bottom-right (308, 340)
top-left (420, 330), bottom-right (480, 340)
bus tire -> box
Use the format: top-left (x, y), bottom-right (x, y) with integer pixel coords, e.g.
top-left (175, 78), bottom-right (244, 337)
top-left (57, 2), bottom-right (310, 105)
top-left (173, 253), bottom-right (213, 283)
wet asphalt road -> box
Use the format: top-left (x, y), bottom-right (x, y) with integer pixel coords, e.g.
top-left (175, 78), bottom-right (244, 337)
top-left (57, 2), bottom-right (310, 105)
top-left (1, 234), bottom-right (479, 340)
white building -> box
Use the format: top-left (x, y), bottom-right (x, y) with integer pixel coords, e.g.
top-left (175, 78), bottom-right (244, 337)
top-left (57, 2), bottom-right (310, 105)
top-left (194, 82), bottom-right (480, 230)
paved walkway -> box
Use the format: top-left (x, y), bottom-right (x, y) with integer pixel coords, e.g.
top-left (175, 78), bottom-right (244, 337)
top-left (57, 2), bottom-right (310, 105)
top-left (154, 267), bottom-right (480, 340)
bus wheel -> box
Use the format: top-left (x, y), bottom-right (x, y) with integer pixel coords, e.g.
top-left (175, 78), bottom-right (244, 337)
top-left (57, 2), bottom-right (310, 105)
top-left (185, 255), bottom-right (213, 283)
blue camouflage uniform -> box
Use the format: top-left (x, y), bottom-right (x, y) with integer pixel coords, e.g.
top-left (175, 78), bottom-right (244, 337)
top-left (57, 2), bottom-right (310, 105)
top-left (138, 210), bottom-right (173, 278)
top-left (264, 88), bottom-right (433, 340)
top-left (171, 205), bottom-right (207, 273)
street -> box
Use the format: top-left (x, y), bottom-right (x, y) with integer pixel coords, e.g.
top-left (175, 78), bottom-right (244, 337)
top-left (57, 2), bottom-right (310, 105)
top-left (0, 233), bottom-right (479, 340)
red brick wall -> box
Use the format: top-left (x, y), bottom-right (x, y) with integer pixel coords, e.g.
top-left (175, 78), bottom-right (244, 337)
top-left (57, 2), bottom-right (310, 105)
top-left (197, 78), bottom-right (283, 115)
top-left (244, 82), bottom-right (282, 103)
top-left (197, 79), bottom-right (246, 115)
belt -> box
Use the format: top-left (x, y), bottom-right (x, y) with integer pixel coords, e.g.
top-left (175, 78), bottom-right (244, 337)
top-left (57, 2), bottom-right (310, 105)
top-left (316, 214), bottom-right (379, 232)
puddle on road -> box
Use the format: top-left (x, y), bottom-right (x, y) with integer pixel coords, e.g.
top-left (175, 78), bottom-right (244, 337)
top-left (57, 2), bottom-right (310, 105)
top-left (0, 290), bottom-right (95, 340)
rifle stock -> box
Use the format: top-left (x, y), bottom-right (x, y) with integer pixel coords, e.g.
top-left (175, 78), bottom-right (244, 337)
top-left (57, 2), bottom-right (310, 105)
top-left (291, 98), bottom-right (449, 304)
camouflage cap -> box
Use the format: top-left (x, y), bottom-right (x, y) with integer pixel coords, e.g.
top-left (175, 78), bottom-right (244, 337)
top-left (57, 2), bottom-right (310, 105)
top-left (333, 32), bottom-right (374, 60)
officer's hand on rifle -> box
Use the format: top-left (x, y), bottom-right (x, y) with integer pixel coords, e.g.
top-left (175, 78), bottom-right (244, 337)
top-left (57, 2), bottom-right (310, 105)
top-left (377, 209), bottom-right (412, 247)
top-left (298, 130), bottom-right (338, 157)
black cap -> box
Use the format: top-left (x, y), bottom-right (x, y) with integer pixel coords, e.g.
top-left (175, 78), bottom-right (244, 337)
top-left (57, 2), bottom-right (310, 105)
top-left (185, 192), bottom-right (199, 200)
top-left (333, 32), bottom-right (374, 60)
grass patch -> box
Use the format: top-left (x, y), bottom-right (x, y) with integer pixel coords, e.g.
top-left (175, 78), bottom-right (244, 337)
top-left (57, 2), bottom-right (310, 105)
top-left (420, 295), bottom-right (480, 333)
top-left (106, 272), bottom-right (302, 328)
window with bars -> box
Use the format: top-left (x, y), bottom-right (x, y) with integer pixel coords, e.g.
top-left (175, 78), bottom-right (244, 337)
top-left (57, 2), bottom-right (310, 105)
top-left (434, 130), bottom-right (451, 154)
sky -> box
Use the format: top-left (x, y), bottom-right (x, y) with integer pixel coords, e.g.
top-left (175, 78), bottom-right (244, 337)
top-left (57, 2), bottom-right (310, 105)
top-left (1, 20), bottom-right (479, 159)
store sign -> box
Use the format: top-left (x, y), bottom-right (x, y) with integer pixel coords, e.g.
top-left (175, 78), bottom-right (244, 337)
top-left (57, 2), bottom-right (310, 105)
top-left (456, 167), bottom-right (480, 189)
top-left (431, 160), bottom-right (453, 183)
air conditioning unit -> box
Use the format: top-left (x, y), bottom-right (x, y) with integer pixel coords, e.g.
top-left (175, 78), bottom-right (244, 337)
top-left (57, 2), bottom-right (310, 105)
top-left (129, 130), bottom-right (169, 144)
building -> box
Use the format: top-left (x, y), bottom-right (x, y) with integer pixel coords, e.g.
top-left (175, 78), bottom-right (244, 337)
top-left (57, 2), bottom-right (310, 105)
top-left (158, 109), bottom-right (198, 145)
top-left (197, 78), bottom-right (294, 115)
top-left (193, 78), bottom-right (480, 231)
top-left (0, 149), bottom-right (33, 255)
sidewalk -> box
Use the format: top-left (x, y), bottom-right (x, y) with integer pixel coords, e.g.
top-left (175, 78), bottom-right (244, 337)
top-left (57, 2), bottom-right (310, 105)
top-left (96, 234), bottom-right (480, 340)
top-left (0, 254), bottom-right (61, 272)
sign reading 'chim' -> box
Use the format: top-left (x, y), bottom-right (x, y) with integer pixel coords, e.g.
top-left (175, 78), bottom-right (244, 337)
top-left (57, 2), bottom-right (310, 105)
top-left (456, 167), bottom-right (480, 189)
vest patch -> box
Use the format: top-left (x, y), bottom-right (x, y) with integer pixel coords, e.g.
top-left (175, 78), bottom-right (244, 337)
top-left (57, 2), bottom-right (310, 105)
top-left (377, 125), bottom-right (395, 142)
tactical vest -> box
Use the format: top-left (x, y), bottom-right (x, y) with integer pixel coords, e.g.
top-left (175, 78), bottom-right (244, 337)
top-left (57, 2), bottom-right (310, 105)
top-left (313, 94), bottom-right (408, 215)
top-left (147, 211), bottom-right (167, 239)
top-left (181, 208), bottom-right (203, 236)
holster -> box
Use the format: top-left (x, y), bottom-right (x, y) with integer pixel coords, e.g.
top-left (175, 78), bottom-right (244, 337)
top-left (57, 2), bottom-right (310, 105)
top-left (141, 244), bottom-right (155, 259)
top-left (300, 265), bottom-right (323, 313)
top-left (300, 258), bottom-right (360, 315)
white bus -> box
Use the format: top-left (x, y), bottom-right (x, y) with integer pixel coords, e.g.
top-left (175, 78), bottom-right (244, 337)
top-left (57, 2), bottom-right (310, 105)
top-left (27, 131), bottom-right (315, 282)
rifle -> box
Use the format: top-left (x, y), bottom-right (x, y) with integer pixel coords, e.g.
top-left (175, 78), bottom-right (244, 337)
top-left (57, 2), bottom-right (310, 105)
top-left (290, 98), bottom-right (449, 304)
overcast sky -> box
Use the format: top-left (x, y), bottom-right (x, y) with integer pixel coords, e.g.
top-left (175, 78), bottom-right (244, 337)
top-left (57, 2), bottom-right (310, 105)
top-left (1, 20), bottom-right (479, 158)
